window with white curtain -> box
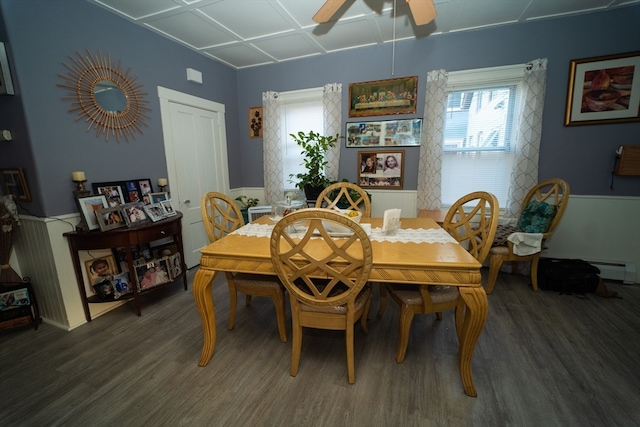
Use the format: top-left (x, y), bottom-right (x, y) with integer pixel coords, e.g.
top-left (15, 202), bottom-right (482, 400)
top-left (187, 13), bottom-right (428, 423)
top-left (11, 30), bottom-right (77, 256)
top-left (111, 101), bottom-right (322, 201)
top-left (442, 64), bottom-right (525, 207)
top-left (278, 88), bottom-right (323, 190)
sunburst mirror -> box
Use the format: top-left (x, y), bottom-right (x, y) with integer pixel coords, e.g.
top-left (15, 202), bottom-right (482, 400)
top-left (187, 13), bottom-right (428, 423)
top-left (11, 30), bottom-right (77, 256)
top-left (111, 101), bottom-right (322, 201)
top-left (58, 50), bottom-right (150, 142)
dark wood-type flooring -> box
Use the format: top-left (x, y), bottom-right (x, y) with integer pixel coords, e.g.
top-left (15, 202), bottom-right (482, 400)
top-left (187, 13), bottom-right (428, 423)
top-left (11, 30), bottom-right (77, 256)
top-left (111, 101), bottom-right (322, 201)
top-left (2, 269), bottom-right (639, 426)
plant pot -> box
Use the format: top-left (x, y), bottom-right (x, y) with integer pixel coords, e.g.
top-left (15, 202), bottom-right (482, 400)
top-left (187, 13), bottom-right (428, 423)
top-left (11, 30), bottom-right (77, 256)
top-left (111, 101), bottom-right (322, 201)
top-left (240, 209), bottom-right (249, 224)
top-left (303, 184), bottom-right (325, 202)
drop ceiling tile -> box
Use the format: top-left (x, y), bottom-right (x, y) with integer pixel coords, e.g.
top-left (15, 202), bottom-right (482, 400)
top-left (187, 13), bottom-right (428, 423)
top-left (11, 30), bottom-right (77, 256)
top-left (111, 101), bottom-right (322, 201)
top-left (204, 43), bottom-right (275, 68)
top-left (199, 1), bottom-right (294, 39)
top-left (311, 19), bottom-right (379, 52)
top-left (93, 0), bottom-right (180, 19)
top-left (146, 12), bottom-right (237, 48)
top-left (252, 33), bottom-right (322, 61)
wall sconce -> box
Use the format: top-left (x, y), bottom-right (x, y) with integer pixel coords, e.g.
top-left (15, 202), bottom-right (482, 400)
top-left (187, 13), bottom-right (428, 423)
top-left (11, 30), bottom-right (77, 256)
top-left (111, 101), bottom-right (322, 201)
top-left (158, 178), bottom-right (168, 193)
top-left (0, 130), bottom-right (11, 141)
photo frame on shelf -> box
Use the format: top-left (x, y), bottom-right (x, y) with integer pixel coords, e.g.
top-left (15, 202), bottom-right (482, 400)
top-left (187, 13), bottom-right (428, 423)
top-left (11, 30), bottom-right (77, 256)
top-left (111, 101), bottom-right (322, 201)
top-left (169, 252), bottom-right (183, 280)
top-left (143, 203), bottom-right (167, 222)
top-left (0, 168), bottom-right (31, 201)
top-left (348, 76), bottom-right (417, 117)
top-left (564, 51), bottom-right (640, 126)
top-left (149, 192), bottom-right (168, 204)
top-left (96, 206), bottom-right (126, 232)
top-left (92, 182), bottom-right (126, 207)
top-left (345, 119), bottom-right (422, 147)
top-left (160, 199), bottom-right (177, 217)
top-left (84, 255), bottom-right (119, 289)
top-left (138, 179), bottom-right (153, 197)
top-left (152, 243), bottom-right (178, 259)
top-left (112, 272), bottom-right (132, 300)
top-left (249, 106), bottom-right (263, 138)
top-left (357, 150), bottom-right (404, 189)
top-left (135, 259), bottom-right (171, 291)
top-left (77, 194), bottom-right (109, 231)
top-left (92, 279), bottom-right (116, 301)
top-left (121, 202), bottom-right (150, 228)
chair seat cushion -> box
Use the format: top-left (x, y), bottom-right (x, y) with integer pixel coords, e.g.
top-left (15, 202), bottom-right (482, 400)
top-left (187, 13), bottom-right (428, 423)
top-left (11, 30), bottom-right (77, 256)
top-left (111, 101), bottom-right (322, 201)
top-left (516, 200), bottom-right (557, 233)
top-left (300, 284), bottom-right (371, 314)
top-left (492, 224), bottom-right (522, 247)
top-left (388, 284), bottom-right (459, 306)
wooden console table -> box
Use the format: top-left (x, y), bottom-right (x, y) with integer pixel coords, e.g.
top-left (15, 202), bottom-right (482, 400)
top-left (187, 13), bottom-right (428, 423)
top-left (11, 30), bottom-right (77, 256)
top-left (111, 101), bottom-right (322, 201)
top-left (64, 212), bottom-right (187, 322)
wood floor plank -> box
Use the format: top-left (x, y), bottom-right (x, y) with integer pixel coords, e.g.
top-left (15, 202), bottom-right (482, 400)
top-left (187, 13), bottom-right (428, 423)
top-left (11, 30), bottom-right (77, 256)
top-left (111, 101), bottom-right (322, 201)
top-left (1, 268), bottom-right (639, 426)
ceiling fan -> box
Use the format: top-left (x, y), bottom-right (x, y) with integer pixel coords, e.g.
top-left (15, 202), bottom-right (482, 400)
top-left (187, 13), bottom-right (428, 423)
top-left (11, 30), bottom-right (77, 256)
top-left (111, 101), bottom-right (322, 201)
top-left (313, 0), bottom-right (437, 25)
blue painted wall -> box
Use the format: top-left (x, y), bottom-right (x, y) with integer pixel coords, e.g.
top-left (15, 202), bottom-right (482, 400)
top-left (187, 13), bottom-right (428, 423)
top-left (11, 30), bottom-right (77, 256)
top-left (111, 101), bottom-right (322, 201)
top-left (0, 0), bottom-right (638, 219)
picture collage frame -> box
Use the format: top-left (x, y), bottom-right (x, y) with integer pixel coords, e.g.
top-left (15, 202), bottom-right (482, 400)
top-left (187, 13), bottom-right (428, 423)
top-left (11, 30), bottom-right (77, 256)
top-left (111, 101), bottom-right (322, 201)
top-left (357, 150), bottom-right (405, 189)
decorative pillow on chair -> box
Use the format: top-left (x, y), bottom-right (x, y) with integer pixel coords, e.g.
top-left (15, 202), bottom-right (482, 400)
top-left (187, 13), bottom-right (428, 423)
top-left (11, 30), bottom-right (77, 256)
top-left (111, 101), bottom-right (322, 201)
top-left (516, 200), bottom-right (558, 233)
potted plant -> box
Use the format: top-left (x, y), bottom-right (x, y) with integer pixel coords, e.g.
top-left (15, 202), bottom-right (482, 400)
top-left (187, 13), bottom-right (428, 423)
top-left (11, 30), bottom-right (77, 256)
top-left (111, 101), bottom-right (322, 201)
top-left (235, 196), bottom-right (259, 223)
top-left (288, 130), bottom-right (339, 201)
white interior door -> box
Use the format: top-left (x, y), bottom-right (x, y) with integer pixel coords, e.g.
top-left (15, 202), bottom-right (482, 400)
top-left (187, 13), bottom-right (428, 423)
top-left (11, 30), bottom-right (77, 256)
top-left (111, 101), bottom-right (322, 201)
top-left (158, 87), bottom-right (229, 268)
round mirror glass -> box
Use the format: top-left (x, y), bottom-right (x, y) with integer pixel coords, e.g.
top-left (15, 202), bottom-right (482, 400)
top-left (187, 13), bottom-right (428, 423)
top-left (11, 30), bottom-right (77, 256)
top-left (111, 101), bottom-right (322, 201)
top-left (93, 80), bottom-right (128, 114)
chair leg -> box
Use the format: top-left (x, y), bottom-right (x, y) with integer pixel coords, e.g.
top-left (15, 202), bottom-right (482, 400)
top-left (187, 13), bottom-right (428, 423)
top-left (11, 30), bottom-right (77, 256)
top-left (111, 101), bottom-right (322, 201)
top-left (346, 321), bottom-right (355, 384)
top-left (272, 293), bottom-right (288, 342)
top-left (377, 283), bottom-right (388, 317)
top-left (360, 296), bottom-right (371, 333)
top-left (290, 313), bottom-right (302, 378)
top-left (396, 303), bottom-right (415, 363)
top-left (530, 254), bottom-right (540, 291)
top-left (486, 254), bottom-right (504, 294)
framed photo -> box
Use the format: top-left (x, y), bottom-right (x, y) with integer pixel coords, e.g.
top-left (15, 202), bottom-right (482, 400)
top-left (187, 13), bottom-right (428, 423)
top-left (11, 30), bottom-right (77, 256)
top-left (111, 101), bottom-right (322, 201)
top-left (0, 42), bottom-right (15, 96)
top-left (111, 272), bottom-right (133, 300)
top-left (143, 203), bottom-right (167, 222)
top-left (160, 199), bottom-right (177, 217)
top-left (346, 119), bottom-right (422, 147)
top-left (96, 206), bottom-right (126, 231)
top-left (135, 259), bottom-right (171, 291)
top-left (153, 243), bottom-right (178, 259)
top-left (357, 150), bottom-right (404, 189)
top-left (349, 76), bottom-right (417, 117)
top-left (84, 255), bottom-right (118, 288)
top-left (92, 182), bottom-right (126, 207)
top-left (121, 202), bottom-right (150, 228)
top-left (77, 194), bottom-right (109, 231)
top-left (0, 168), bottom-right (31, 201)
top-left (124, 180), bottom-right (141, 203)
top-left (169, 252), bottom-right (183, 280)
top-left (138, 179), bottom-right (153, 197)
top-left (93, 279), bottom-right (116, 301)
top-left (564, 51), bottom-right (640, 126)
top-left (149, 192), bottom-right (168, 204)
top-left (249, 106), bottom-right (263, 138)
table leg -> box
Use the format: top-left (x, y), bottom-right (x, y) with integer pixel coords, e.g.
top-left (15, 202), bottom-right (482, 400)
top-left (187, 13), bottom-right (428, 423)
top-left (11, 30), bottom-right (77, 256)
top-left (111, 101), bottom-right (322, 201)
top-left (193, 268), bottom-right (218, 366)
top-left (456, 286), bottom-right (489, 397)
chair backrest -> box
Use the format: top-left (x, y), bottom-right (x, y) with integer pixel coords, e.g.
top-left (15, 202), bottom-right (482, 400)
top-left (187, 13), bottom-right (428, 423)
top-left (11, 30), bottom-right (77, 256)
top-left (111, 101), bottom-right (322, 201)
top-left (520, 178), bottom-right (570, 238)
top-left (201, 192), bottom-right (245, 243)
top-left (270, 208), bottom-right (373, 307)
top-left (443, 191), bottom-right (499, 264)
top-left (315, 182), bottom-right (371, 217)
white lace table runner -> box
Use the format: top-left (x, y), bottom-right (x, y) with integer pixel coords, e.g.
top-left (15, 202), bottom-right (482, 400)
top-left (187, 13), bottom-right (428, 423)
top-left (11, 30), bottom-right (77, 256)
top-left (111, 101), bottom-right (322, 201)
top-left (232, 223), bottom-right (458, 244)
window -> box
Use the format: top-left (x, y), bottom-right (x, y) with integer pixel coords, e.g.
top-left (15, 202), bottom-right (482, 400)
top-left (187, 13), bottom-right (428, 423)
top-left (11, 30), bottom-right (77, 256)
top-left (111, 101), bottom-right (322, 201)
top-left (441, 64), bottom-right (524, 207)
top-left (278, 88), bottom-right (323, 190)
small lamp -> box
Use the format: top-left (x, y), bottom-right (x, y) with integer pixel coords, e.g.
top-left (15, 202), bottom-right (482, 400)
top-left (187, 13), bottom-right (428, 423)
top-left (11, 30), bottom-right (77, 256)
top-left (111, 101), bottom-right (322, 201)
top-left (72, 171), bottom-right (89, 198)
top-left (158, 178), bottom-right (168, 193)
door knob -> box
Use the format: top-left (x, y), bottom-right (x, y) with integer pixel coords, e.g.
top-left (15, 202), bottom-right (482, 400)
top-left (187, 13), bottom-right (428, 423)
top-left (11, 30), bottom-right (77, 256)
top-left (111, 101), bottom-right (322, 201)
top-left (184, 200), bottom-right (191, 204)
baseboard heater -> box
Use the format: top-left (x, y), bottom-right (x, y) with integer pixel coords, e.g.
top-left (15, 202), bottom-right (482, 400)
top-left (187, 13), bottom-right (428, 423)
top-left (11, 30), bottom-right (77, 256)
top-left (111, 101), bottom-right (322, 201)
top-left (588, 261), bottom-right (637, 284)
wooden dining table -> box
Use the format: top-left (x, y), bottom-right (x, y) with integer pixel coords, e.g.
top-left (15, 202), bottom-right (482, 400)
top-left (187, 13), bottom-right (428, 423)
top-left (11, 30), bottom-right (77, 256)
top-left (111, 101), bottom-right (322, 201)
top-left (192, 215), bottom-right (488, 397)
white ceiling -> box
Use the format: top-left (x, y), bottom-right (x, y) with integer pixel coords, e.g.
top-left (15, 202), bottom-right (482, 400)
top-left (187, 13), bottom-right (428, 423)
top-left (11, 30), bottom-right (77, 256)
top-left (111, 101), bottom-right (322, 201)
top-left (87, 0), bottom-right (639, 69)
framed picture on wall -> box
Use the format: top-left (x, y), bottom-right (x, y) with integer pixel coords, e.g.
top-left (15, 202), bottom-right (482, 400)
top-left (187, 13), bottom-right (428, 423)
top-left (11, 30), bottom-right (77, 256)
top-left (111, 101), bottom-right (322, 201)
top-left (357, 150), bottom-right (404, 189)
top-left (348, 76), bottom-right (417, 117)
top-left (564, 51), bottom-right (640, 126)
top-left (249, 106), bottom-right (263, 138)
top-left (345, 119), bottom-right (422, 147)
top-left (0, 42), bottom-right (15, 95)
top-left (0, 168), bottom-right (31, 201)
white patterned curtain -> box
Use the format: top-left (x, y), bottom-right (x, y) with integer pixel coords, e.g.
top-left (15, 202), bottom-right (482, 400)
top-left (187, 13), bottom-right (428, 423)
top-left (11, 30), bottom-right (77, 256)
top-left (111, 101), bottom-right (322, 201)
top-left (262, 91), bottom-right (283, 204)
top-left (416, 70), bottom-right (448, 211)
top-left (323, 83), bottom-right (342, 182)
top-left (503, 58), bottom-right (548, 223)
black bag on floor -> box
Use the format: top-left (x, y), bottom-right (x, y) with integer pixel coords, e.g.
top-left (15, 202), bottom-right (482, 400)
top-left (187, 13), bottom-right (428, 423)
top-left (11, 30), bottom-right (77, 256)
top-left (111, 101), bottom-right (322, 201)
top-left (537, 258), bottom-right (601, 295)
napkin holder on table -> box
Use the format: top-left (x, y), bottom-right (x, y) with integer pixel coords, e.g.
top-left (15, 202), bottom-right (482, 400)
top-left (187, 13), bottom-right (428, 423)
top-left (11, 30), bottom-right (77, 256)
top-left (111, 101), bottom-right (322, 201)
top-left (382, 209), bottom-right (401, 234)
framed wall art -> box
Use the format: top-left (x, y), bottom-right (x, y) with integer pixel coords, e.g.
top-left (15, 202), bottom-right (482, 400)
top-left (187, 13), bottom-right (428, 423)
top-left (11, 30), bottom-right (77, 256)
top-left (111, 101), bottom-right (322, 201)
top-left (0, 168), bottom-right (31, 201)
top-left (346, 119), bottom-right (422, 147)
top-left (77, 194), bottom-right (108, 231)
top-left (357, 150), bottom-right (404, 189)
top-left (0, 42), bottom-right (15, 95)
top-left (349, 76), bottom-right (417, 117)
top-left (565, 51), bottom-right (640, 126)
top-left (249, 106), bottom-right (263, 138)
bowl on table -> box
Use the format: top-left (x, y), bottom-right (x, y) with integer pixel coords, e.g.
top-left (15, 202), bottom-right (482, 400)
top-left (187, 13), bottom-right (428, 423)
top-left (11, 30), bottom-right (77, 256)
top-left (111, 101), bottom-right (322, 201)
top-left (322, 209), bottom-right (363, 234)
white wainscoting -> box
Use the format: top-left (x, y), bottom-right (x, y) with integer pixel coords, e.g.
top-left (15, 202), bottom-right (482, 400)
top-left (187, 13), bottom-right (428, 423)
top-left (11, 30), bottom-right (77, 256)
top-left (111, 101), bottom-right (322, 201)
top-left (542, 195), bottom-right (640, 284)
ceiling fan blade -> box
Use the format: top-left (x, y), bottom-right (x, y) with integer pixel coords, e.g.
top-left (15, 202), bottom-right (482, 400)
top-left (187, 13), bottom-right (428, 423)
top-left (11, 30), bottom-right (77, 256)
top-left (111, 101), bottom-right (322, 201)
top-left (313, 0), bottom-right (347, 24)
top-left (406, 0), bottom-right (437, 26)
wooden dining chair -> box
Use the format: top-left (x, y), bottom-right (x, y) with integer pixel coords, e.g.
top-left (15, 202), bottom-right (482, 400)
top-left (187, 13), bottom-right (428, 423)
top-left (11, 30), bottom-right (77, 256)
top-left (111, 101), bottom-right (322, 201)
top-left (270, 208), bottom-right (373, 384)
top-left (384, 191), bottom-right (499, 363)
top-left (485, 178), bottom-right (570, 294)
top-left (201, 192), bottom-right (287, 342)
top-left (315, 182), bottom-right (371, 217)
